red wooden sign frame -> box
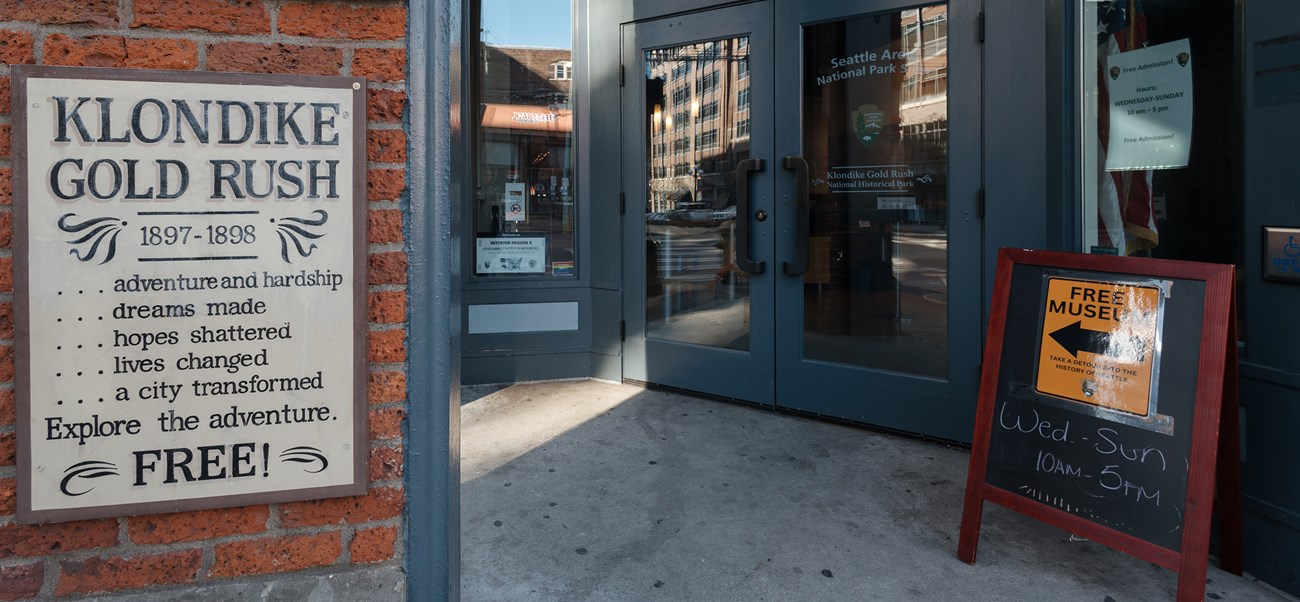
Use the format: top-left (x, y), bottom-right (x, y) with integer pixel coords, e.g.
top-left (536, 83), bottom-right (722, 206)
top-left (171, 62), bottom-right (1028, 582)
top-left (958, 248), bottom-right (1242, 602)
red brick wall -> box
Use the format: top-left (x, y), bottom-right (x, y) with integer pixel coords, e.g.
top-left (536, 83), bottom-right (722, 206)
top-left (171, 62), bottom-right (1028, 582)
top-left (0, 1), bottom-right (409, 598)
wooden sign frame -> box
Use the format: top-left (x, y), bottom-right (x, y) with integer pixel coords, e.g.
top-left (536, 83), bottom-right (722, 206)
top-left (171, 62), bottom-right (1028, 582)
top-left (958, 248), bottom-right (1241, 602)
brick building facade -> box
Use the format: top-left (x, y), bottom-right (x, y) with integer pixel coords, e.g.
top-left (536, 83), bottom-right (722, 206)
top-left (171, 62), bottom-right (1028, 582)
top-left (0, 1), bottom-right (414, 598)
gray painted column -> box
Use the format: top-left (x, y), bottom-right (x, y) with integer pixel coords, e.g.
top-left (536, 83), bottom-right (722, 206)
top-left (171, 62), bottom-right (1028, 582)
top-left (407, 0), bottom-right (462, 599)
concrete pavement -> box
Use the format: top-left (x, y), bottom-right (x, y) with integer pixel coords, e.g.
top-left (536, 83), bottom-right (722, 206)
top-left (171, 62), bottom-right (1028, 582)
top-left (460, 379), bottom-right (1292, 602)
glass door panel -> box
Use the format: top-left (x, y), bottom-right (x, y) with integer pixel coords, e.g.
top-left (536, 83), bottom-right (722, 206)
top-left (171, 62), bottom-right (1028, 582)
top-left (622, 1), bottom-right (776, 405)
top-left (773, 0), bottom-right (981, 441)
top-left (644, 37), bottom-right (753, 352)
top-left (799, 7), bottom-right (949, 378)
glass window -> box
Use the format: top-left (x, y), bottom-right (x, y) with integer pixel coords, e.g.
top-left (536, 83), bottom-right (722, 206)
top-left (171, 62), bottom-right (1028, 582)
top-left (644, 36), bottom-right (752, 347)
top-left (475, 0), bottom-right (575, 277)
top-left (1078, 0), bottom-right (1239, 263)
top-left (550, 60), bottom-right (572, 81)
top-left (800, 6), bottom-right (950, 377)
top-left (700, 100), bottom-right (720, 122)
top-left (1077, 0), bottom-right (1243, 340)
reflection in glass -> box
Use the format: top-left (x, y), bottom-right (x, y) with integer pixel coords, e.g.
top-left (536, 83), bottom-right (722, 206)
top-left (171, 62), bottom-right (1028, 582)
top-left (644, 38), bottom-right (751, 351)
top-left (801, 7), bottom-right (948, 377)
top-left (1079, 1), bottom-right (1239, 261)
top-left (474, 0), bottom-right (575, 277)
top-left (1076, 0), bottom-right (1243, 339)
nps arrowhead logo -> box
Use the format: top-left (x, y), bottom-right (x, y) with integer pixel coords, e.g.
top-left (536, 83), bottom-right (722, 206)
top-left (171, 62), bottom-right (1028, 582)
top-left (851, 104), bottom-right (884, 148)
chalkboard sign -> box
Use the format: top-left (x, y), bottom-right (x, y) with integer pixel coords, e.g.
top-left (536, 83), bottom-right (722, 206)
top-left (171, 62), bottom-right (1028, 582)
top-left (958, 249), bottom-right (1241, 602)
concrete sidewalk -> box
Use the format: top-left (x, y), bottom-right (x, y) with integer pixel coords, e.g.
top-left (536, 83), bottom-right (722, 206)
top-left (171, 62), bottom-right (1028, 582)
top-left (461, 380), bottom-right (1292, 602)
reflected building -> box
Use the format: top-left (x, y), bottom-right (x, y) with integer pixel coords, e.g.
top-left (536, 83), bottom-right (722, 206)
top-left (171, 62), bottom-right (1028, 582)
top-left (645, 39), bottom-right (751, 216)
top-left (475, 44), bottom-right (576, 276)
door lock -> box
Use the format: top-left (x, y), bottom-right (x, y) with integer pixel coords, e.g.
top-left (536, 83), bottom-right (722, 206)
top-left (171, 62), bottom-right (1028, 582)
top-left (755, 210), bottom-right (768, 222)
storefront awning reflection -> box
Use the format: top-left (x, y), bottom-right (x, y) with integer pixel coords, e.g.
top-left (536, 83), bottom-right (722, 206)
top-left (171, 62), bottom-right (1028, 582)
top-left (481, 103), bottom-right (573, 133)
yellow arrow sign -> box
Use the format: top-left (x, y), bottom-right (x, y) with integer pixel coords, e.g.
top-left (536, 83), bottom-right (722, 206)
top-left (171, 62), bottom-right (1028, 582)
top-left (1035, 278), bottom-right (1163, 416)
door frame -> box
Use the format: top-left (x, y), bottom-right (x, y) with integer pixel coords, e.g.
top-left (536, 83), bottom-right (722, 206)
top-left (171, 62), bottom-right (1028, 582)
top-left (621, 1), bottom-right (778, 403)
top-left (768, 0), bottom-right (984, 441)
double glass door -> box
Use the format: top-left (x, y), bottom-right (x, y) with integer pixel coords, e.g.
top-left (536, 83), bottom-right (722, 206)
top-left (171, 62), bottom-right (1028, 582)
top-left (622, 0), bottom-right (981, 441)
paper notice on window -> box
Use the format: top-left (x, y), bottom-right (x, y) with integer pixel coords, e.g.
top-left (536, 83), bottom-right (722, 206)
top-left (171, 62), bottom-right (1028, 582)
top-left (1104, 39), bottom-right (1194, 171)
top-left (504, 182), bottom-right (527, 222)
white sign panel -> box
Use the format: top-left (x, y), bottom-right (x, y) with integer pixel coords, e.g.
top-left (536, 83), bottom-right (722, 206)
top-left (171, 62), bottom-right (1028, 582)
top-left (1104, 39), bottom-right (1194, 171)
top-left (504, 182), bottom-right (527, 222)
top-left (877, 196), bottom-right (917, 210)
top-left (13, 67), bottom-right (367, 523)
top-left (476, 233), bottom-right (547, 274)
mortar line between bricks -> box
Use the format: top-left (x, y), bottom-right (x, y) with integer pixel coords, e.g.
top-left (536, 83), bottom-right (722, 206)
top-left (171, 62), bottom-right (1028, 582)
top-left (40, 556), bottom-right (56, 600)
top-left (368, 284), bottom-right (406, 293)
top-left (121, 0), bottom-right (135, 30)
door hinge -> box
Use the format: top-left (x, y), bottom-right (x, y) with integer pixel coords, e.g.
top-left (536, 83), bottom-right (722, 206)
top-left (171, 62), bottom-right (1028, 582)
top-left (978, 11), bottom-right (985, 43)
top-left (620, 320), bottom-right (626, 342)
top-left (977, 188), bottom-right (986, 219)
top-left (620, 192), bottom-right (626, 215)
top-left (619, 64), bottom-right (625, 87)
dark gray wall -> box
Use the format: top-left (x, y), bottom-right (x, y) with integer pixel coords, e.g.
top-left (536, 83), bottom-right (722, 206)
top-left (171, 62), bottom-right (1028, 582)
top-left (983, 0), bottom-right (1050, 309)
top-left (1241, 0), bottom-right (1300, 595)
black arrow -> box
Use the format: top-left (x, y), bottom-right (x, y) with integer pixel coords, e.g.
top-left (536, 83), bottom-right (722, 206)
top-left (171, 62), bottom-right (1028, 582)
top-left (1049, 320), bottom-right (1114, 359)
top-left (1049, 321), bottom-right (1150, 363)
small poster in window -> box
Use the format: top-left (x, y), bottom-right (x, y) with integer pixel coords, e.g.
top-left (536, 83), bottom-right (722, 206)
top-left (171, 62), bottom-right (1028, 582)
top-left (476, 232), bottom-right (547, 274)
top-left (1104, 39), bottom-right (1194, 171)
top-left (504, 183), bottom-right (527, 222)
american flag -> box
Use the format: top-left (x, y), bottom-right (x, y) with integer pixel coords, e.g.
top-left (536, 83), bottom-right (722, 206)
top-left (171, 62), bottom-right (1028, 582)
top-left (1096, 0), bottom-right (1157, 255)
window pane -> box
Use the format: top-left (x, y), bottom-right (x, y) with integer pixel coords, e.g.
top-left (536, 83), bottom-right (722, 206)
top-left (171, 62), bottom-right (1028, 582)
top-left (1078, 0), bottom-right (1243, 339)
top-left (1079, 0), bottom-right (1239, 262)
top-left (644, 38), bottom-right (752, 350)
top-left (800, 6), bottom-right (949, 377)
top-left (475, 0), bottom-right (575, 277)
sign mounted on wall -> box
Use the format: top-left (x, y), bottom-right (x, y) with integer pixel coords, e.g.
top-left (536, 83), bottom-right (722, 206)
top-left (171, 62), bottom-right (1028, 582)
top-left (958, 249), bottom-right (1241, 602)
top-left (1262, 225), bottom-right (1300, 283)
top-left (12, 66), bottom-right (369, 524)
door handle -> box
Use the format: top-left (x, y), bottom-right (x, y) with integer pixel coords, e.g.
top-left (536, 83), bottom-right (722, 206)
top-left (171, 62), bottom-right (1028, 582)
top-left (782, 156), bottom-right (810, 276)
top-left (735, 158), bottom-right (766, 275)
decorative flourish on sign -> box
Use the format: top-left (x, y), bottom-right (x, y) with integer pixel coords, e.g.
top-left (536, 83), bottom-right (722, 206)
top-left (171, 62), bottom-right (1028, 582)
top-left (58, 214), bottom-right (125, 264)
top-left (274, 210), bottom-right (329, 263)
top-left (60, 460), bottom-right (119, 496)
top-left (280, 446), bottom-right (330, 473)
